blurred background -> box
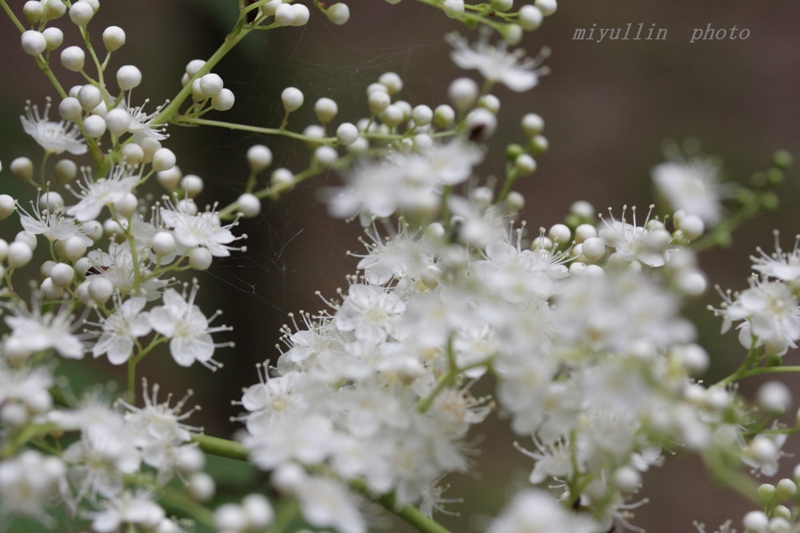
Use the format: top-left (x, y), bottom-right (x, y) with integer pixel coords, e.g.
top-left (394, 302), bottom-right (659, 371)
top-left (1, 0), bottom-right (800, 531)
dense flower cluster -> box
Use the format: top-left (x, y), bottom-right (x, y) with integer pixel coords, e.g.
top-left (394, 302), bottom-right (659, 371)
top-left (0, 0), bottom-right (797, 533)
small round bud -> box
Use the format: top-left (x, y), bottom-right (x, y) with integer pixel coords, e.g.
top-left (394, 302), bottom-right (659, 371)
top-left (23, 1), bottom-right (44, 24)
top-left (77, 85), bottom-right (103, 111)
top-left (237, 193), bottom-right (261, 218)
top-left (140, 138), bottom-right (162, 164)
top-left (8, 242), bottom-right (33, 268)
top-left (21, 31), bottom-right (47, 56)
top-left (189, 247), bottom-right (213, 271)
top-left (120, 143), bottom-right (143, 165)
top-left (478, 94), bottom-right (500, 114)
top-left (43, 0), bottom-right (67, 19)
top-left (69, 1), bottom-right (94, 26)
top-left (465, 108), bottom-right (497, 140)
top-left (677, 214), bottom-right (705, 241)
top-left (63, 235), bottom-right (88, 261)
top-left (50, 263), bottom-right (75, 288)
top-left (491, 0), bottom-right (513, 11)
top-left (290, 3), bottom-right (310, 26)
top-left (10, 157), bottom-right (34, 182)
top-left (151, 231), bottom-right (176, 257)
top-left (336, 122), bottom-right (359, 145)
top-left (0, 195), bottom-right (15, 221)
top-left (433, 104), bottom-right (455, 128)
top-left (326, 3), bottom-right (350, 25)
top-left (176, 199), bottom-right (198, 216)
top-left (247, 145), bottom-right (273, 172)
top-left (157, 167), bottom-right (182, 191)
top-left (54, 159), bottom-right (78, 184)
top-left (116, 65), bottom-right (142, 91)
top-left (104, 108), bottom-right (131, 137)
top-left (521, 113), bottom-right (545, 136)
top-left (366, 82), bottom-right (388, 95)
top-left (60, 46), bottom-right (85, 71)
top-left (59, 97), bottom-right (82, 122)
top-left (81, 220), bottom-right (104, 241)
top-left (211, 88), bottom-right (235, 111)
top-left (776, 478), bottom-right (797, 500)
top-left (187, 472), bottom-right (216, 502)
top-left (43, 27), bottom-right (64, 50)
top-left (743, 510), bottom-right (769, 532)
top-left (281, 87), bottom-right (304, 112)
top-left (757, 381), bottom-right (792, 415)
top-left (274, 3), bottom-right (296, 26)
top-left (102, 26), bottom-right (126, 52)
top-left (88, 277), bottom-right (114, 304)
top-left (368, 90), bottom-right (391, 115)
top-left (113, 193), bottom-right (138, 218)
top-left (534, 0), bottom-right (557, 16)
top-left (378, 72), bottom-right (403, 95)
top-left (613, 466), bottom-right (641, 491)
top-left (39, 191), bottom-right (64, 211)
top-left (443, 0), bottom-right (464, 17)
top-left (314, 146), bottom-right (338, 167)
top-left (515, 154), bottom-right (536, 175)
top-left (672, 344), bottom-right (709, 375)
top-left (180, 175), bottom-right (204, 197)
top-left (502, 23), bottom-right (523, 45)
top-left (381, 104), bottom-right (404, 127)
top-left (83, 114), bottom-right (107, 138)
top-left (519, 5), bottom-right (543, 31)
top-left (548, 224), bottom-right (571, 244)
top-left (448, 77), bottom-right (479, 111)
top-left (242, 494), bottom-right (274, 528)
top-left (314, 97), bottom-right (338, 124)
top-left (152, 148), bottom-right (177, 172)
top-left (41, 277), bottom-right (62, 299)
top-left (528, 134), bottom-right (549, 154)
top-left (271, 168), bottom-right (294, 188)
top-left (199, 73), bottom-right (224, 98)
top-left (214, 504), bottom-right (247, 532)
top-left (411, 105), bottom-right (433, 127)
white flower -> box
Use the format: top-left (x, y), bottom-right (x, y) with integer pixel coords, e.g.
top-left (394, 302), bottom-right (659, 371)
top-left (91, 296), bottom-right (152, 364)
top-left (90, 490), bottom-right (165, 533)
top-left (652, 155), bottom-right (726, 225)
top-left (334, 284), bottom-right (406, 344)
top-left (159, 204), bottom-right (241, 257)
top-left (121, 99), bottom-right (168, 142)
top-left (0, 450), bottom-right (66, 522)
top-left (3, 297), bottom-right (84, 359)
top-left (20, 99), bottom-right (87, 155)
top-left (447, 31), bottom-right (548, 92)
top-left (291, 474), bottom-right (367, 533)
top-left (751, 232), bottom-right (800, 283)
top-left (17, 198), bottom-right (93, 246)
top-left (67, 165), bottom-right (140, 222)
top-left (147, 284), bottom-right (230, 368)
top-left (598, 205), bottom-right (672, 268)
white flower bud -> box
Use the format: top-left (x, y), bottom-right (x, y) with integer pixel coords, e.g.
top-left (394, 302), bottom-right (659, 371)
top-left (121, 143), bottom-right (144, 165)
top-left (104, 108), bottom-right (131, 137)
top-left (199, 73), bottom-right (223, 98)
top-left (327, 3), bottom-right (350, 24)
top-left (189, 247), bottom-right (213, 271)
top-left (8, 241), bottom-right (33, 268)
top-left (59, 97), bottom-right (82, 122)
top-left (478, 94), bottom-right (500, 114)
top-left (521, 113), bottom-right (544, 136)
top-left (10, 157), bottom-right (34, 182)
top-left (23, 1), bottom-right (44, 24)
top-left (21, 31), bottom-right (47, 56)
top-left (242, 494), bottom-right (274, 528)
top-left (103, 218), bottom-right (124, 238)
top-left (414, 133), bottom-right (433, 150)
top-left (757, 381), bottom-right (792, 415)
top-left (491, 0), bottom-right (513, 11)
top-left (81, 0), bottom-right (100, 13)
top-left (519, 5), bottom-right (543, 31)
top-left (175, 446), bottom-right (205, 475)
top-left (743, 510), bottom-right (769, 533)
top-left (274, 3), bottom-right (296, 26)
top-left (381, 104), bottom-right (404, 128)
top-left (214, 504), bottom-right (247, 532)
top-left (534, 0), bottom-right (557, 15)
top-left (113, 193), bottom-right (138, 218)
top-left (41, 260), bottom-right (56, 278)
top-left (91, 101), bottom-right (107, 118)
top-left (43, 27), bottom-right (64, 50)
top-left (271, 168), bottom-right (294, 188)
top-left (50, 263), bottom-right (75, 288)
top-left (529, 134), bottom-right (549, 153)
top-left (140, 137), bottom-right (162, 164)
top-left (77, 85), bottom-right (103, 111)
top-left (443, 0), bottom-right (464, 17)
top-left (776, 478), bottom-right (798, 500)
top-left (88, 277), bottom-right (114, 304)
top-left (613, 466), bottom-right (641, 491)
top-left (502, 23), bottom-right (523, 45)
top-left (152, 148), bottom-right (177, 172)
top-left (15, 231), bottom-right (36, 251)
top-left (677, 214), bottom-right (704, 241)
top-left (211, 88), bottom-right (235, 111)
top-left (368, 90), bottom-right (391, 115)
top-left (53, 159), bottom-right (77, 184)
top-left (447, 78), bottom-right (479, 111)
top-left (0, 195), bottom-right (15, 221)
top-left (102, 26), bottom-right (126, 52)
top-left (548, 223), bottom-right (571, 244)
top-left (314, 145), bottom-right (338, 167)
top-left (237, 193), bottom-right (261, 218)
top-left (433, 104), bottom-right (455, 128)
top-left (281, 87), bottom-right (304, 112)
top-left (180, 175), bottom-right (204, 197)
top-left (187, 472), bottom-right (215, 502)
top-left (336, 122), bottom-right (358, 145)
top-left (515, 154), bottom-right (536, 175)
top-left (247, 145), bottom-right (273, 172)
top-left (291, 3), bottom-right (310, 26)
top-left (62, 235), bottom-right (88, 261)
top-left (157, 167), bottom-right (182, 191)
top-left (43, 0), bottom-right (67, 19)
top-left (69, 1), bottom-right (94, 26)
top-left (465, 108), bottom-right (497, 140)
top-left (81, 220), bottom-right (104, 241)
top-left (506, 191), bottom-right (525, 211)
top-left (117, 65), bottom-right (142, 91)
top-left (411, 105), bottom-right (433, 127)
top-left (152, 231), bottom-right (176, 257)
top-left (302, 125), bottom-right (325, 147)
top-left (39, 191), bottom-right (64, 211)
top-left (185, 59), bottom-right (206, 78)
top-left (83, 114), bottom-right (106, 138)
top-left (41, 277), bottom-right (63, 298)
top-left (314, 97), bottom-right (338, 124)
top-left (261, 0), bottom-right (281, 16)
top-left (378, 72), bottom-right (403, 95)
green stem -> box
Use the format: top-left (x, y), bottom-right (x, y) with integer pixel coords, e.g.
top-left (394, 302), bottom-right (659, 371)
top-left (176, 117), bottom-right (336, 144)
top-left (160, 487), bottom-right (216, 527)
top-left (717, 365), bottom-right (800, 386)
top-left (193, 434), bottom-right (250, 461)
